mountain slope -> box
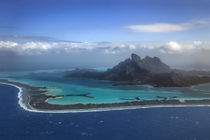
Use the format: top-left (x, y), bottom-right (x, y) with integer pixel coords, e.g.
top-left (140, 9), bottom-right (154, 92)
top-left (65, 53), bottom-right (210, 87)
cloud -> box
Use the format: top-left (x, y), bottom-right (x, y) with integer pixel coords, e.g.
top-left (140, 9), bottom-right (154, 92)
top-left (160, 41), bottom-right (183, 53)
top-left (0, 41), bottom-right (18, 48)
top-left (166, 42), bottom-right (182, 51)
top-left (124, 19), bottom-right (210, 32)
top-left (1, 40), bottom-right (210, 70)
top-left (124, 23), bottom-right (190, 32)
top-left (0, 40), bottom-right (210, 56)
top-left (159, 41), bottom-right (209, 54)
top-left (0, 41), bottom-right (137, 55)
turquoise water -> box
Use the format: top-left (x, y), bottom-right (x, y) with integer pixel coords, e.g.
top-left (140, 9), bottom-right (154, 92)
top-left (1, 69), bottom-right (210, 105)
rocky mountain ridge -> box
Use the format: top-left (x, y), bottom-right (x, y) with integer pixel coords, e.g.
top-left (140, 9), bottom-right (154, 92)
top-left (65, 53), bottom-right (210, 87)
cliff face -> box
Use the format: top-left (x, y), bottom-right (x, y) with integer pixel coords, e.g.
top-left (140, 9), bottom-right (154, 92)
top-left (102, 58), bottom-right (149, 81)
top-left (65, 53), bottom-right (210, 87)
top-left (101, 53), bottom-right (172, 81)
top-left (131, 53), bottom-right (172, 74)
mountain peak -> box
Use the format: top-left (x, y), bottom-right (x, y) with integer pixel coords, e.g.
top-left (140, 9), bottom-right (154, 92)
top-left (131, 53), bottom-right (141, 62)
top-left (66, 53), bottom-right (210, 87)
top-left (130, 54), bottom-right (172, 74)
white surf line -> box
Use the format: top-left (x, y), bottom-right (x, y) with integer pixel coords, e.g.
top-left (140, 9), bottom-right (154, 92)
top-left (0, 82), bottom-right (44, 113)
top-left (1, 82), bottom-right (210, 114)
top-left (22, 104), bottom-right (210, 114)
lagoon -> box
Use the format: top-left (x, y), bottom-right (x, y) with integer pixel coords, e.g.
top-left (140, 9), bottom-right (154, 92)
top-left (1, 69), bottom-right (210, 107)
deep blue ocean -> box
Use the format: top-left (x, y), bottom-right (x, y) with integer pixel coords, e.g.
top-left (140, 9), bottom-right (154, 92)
top-left (1, 83), bottom-right (210, 140)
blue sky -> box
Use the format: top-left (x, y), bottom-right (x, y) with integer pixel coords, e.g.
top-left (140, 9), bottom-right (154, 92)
top-left (1, 0), bottom-right (210, 42)
top-left (1, 0), bottom-right (210, 70)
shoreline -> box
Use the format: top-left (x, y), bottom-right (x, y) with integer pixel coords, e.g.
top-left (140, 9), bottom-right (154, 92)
top-left (0, 81), bottom-right (44, 113)
top-left (2, 79), bottom-right (210, 113)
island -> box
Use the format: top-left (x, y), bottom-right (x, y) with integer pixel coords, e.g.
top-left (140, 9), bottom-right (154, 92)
top-left (1, 53), bottom-right (210, 112)
top-left (65, 53), bottom-right (210, 87)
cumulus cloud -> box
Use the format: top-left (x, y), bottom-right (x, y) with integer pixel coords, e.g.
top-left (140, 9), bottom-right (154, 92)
top-left (0, 40), bottom-right (210, 56)
top-left (0, 41), bottom-right (18, 48)
top-left (124, 19), bottom-right (210, 32)
top-left (1, 40), bottom-right (210, 70)
top-left (160, 41), bottom-right (187, 53)
top-left (0, 41), bottom-right (138, 55)
top-left (167, 42), bottom-right (182, 51)
top-left (159, 41), bottom-right (210, 54)
top-left (0, 41), bottom-right (210, 55)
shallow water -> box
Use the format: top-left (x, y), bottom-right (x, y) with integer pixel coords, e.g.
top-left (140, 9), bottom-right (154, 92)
top-left (1, 69), bottom-right (210, 105)
top-left (1, 83), bottom-right (210, 140)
